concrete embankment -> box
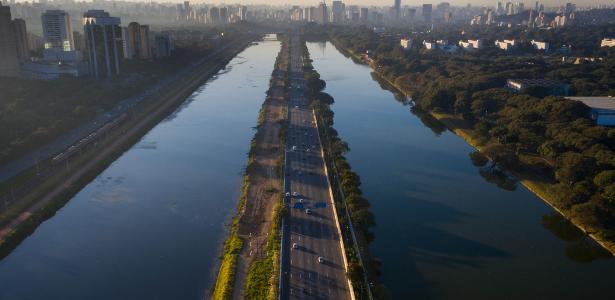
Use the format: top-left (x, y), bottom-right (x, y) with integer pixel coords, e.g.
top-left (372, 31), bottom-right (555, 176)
top-left (0, 37), bottom-right (257, 258)
top-left (333, 41), bottom-right (615, 256)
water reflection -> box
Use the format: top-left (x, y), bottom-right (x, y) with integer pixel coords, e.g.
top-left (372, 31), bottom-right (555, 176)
top-left (308, 40), bottom-right (615, 300)
top-left (542, 213), bottom-right (612, 262)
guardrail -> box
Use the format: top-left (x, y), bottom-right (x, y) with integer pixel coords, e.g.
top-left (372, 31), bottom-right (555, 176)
top-left (315, 106), bottom-right (375, 300)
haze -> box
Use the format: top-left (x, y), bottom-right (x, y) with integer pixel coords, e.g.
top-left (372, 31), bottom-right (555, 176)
top-left (12, 0), bottom-right (613, 7)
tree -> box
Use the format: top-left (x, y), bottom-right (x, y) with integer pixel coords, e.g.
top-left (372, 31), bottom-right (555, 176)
top-left (555, 152), bottom-right (596, 185)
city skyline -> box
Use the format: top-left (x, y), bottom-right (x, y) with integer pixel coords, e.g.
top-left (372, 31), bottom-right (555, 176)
top-left (6, 0), bottom-right (614, 8)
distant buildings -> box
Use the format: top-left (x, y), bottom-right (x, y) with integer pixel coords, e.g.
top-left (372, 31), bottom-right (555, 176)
top-left (530, 40), bottom-right (549, 51)
top-left (330, 1), bottom-right (345, 23)
top-left (123, 22), bottom-right (151, 60)
top-left (423, 40), bottom-right (437, 50)
top-left (422, 4), bottom-right (432, 23)
top-left (83, 10), bottom-right (123, 79)
top-left (495, 39), bottom-right (517, 51)
top-left (12, 18), bottom-right (28, 60)
top-left (400, 38), bottom-right (412, 50)
top-left (41, 10), bottom-right (74, 52)
top-left (0, 3), bottom-right (22, 77)
top-left (458, 39), bottom-right (484, 50)
top-left (154, 34), bottom-right (174, 58)
top-left (41, 10), bottom-right (81, 63)
top-left (601, 38), bottom-right (615, 48)
top-left (314, 2), bottom-right (328, 24)
top-left (393, 0), bottom-right (401, 19)
top-left (567, 96), bottom-right (615, 126)
top-left (422, 39), bottom-right (457, 53)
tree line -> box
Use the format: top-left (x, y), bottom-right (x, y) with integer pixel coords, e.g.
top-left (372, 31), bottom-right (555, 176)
top-left (324, 24), bottom-right (615, 249)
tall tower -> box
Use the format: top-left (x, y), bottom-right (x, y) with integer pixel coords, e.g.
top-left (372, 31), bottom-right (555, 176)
top-left (42, 10), bottom-right (74, 51)
top-left (12, 18), bottom-right (28, 61)
top-left (394, 0), bottom-right (401, 19)
top-left (83, 10), bottom-right (122, 79)
top-left (0, 3), bottom-right (20, 77)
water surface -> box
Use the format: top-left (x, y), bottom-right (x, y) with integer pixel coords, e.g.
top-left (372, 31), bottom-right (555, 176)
top-left (0, 40), bottom-right (280, 300)
top-left (307, 41), bottom-right (615, 300)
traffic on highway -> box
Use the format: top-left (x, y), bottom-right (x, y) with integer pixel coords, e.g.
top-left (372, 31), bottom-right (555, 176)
top-left (280, 35), bottom-right (352, 300)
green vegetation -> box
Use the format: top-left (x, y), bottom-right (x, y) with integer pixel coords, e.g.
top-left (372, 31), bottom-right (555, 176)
top-left (244, 201), bottom-right (282, 300)
top-left (323, 24), bottom-right (615, 253)
top-left (243, 38), bottom-right (289, 300)
top-left (212, 176), bottom-right (248, 300)
top-left (213, 37), bottom-right (289, 300)
top-left (301, 40), bottom-right (389, 299)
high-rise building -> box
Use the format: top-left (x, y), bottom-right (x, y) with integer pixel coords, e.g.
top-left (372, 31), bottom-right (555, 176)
top-left (331, 1), bottom-right (344, 23)
top-left (528, 9), bottom-right (535, 27)
top-left (0, 3), bottom-right (20, 77)
top-left (394, 0), bottom-right (401, 19)
top-left (239, 6), bottom-right (247, 21)
top-left (443, 11), bottom-right (452, 24)
top-left (138, 24), bottom-right (151, 59)
top-left (220, 7), bottom-right (228, 23)
top-left (41, 10), bottom-right (74, 52)
top-left (208, 7), bottom-right (220, 24)
top-left (12, 18), bottom-right (28, 61)
top-left (73, 31), bottom-right (85, 51)
top-left (360, 7), bottom-right (369, 21)
top-left (486, 8), bottom-right (494, 25)
top-left (506, 2), bottom-right (514, 15)
top-left (406, 8), bottom-right (416, 19)
top-left (83, 10), bottom-right (123, 79)
top-left (304, 7), bottom-right (314, 22)
top-left (154, 34), bottom-right (173, 58)
top-left (123, 22), bottom-right (150, 60)
top-left (422, 4), bottom-right (432, 23)
top-left (315, 2), bottom-right (328, 24)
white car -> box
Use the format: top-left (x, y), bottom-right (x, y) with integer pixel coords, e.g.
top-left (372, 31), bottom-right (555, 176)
top-left (318, 257), bottom-right (324, 263)
top-left (299, 198), bottom-right (304, 203)
top-left (292, 192), bottom-right (299, 197)
top-left (285, 192), bottom-right (290, 197)
top-left (305, 209), bottom-right (312, 214)
top-left (292, 243), bottom-right (299, 249)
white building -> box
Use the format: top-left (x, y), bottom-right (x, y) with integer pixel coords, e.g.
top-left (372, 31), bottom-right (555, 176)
top-left (531, 40), bottom-right (549, 51)
top-left (400, 38), bottom-right (412, 50)
top-left (601, 38), bottom-right (615, 48)
top-left (458, 39), bottom-right (484, 50)
top-left (423, 40), bottom-right (436, 50)
top-left (495, 39), bottom-right (516, 50)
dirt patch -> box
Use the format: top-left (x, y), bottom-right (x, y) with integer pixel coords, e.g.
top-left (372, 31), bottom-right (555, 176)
top-left (231, 53), bottom-right (288, 299)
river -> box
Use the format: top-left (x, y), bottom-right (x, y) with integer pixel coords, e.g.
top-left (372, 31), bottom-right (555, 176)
top-left (0, 39), bottom-right (280, 300)
top-left (306, 41), bottom-right (615, 300)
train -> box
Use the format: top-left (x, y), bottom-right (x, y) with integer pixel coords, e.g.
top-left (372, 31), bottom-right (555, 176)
top-left (51, 113), bottom-right (129, 164)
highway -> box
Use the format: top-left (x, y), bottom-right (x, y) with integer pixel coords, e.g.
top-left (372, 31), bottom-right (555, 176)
top-left (281, 35), bottom-right (352, 300)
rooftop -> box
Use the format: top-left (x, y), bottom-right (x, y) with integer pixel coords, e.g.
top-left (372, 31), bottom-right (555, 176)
top-left (566, 96), bottom-right (615, 112)
top-left (508, 78), bottom-right (566, 87)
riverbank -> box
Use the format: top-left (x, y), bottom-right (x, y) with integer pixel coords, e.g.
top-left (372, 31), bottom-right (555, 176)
top-left (333, 41), bottom-right (615, 256)
top-left (211, 37), bottom-right (287, 300)
top-left (0, 36), bottom-right (256, 259)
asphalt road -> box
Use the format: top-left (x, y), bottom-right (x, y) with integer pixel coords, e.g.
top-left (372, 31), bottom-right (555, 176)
top-left (282, 35), bottom-right (352, 300)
